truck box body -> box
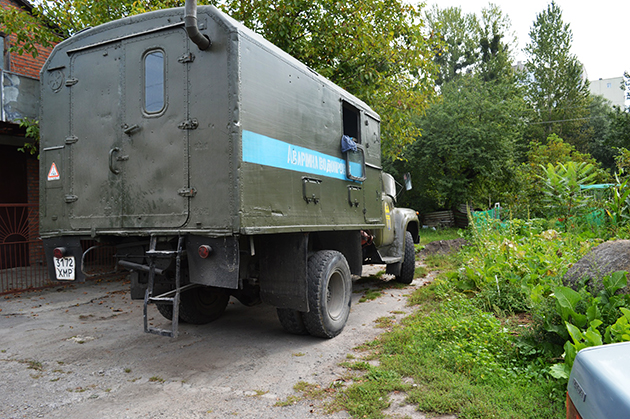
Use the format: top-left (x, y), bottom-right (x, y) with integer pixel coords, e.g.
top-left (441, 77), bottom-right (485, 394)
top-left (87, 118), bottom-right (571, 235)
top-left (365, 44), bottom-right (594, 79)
top-left (40, 6), bottom-right (382, 243)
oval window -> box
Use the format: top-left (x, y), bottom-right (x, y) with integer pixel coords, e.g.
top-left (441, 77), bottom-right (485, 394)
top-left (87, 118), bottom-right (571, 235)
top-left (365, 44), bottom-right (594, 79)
top-left (144, 50), bottom-right (165, 114)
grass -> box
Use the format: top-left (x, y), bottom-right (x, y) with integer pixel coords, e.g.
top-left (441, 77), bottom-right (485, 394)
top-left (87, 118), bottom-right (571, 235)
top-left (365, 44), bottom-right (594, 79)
top-left (356, 275), bottom-right (410, 303)
top-left (275, 227), bottom-right (566, 418)
top-left (328, 289), bottom-right (564, 418)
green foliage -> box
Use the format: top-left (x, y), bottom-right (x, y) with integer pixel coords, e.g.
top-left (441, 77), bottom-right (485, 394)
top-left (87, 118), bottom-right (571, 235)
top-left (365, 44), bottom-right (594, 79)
top-left (459, 219), bottom-right (630, 385)
top-left (540, 161), bottom-right (597, 221)
top-left (424, 4), bottom-right (515, 85)
top-left (399, 73), bottom-right (527, 212)
top-left (522, 1), bottom-right (591, 149)
top-left (424, 5), bottom-right (479, 85)
top-left (334, 293), bottom-right (564, 418)
top-left (548, 271), bottom-right (630, 379)
top-left (604, 173), bottom-right (630, 226)
top-left (505, 134), bottom-right (609, 219)
top-left (17, 118), bottom-right (40, 157)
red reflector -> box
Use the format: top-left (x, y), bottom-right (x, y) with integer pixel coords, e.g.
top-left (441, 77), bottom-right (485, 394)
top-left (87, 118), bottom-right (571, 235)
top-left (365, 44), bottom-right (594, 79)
top-left (53, 247), bottom-right (66, 259)
top-left (198, 245), bottom-right (212, 259)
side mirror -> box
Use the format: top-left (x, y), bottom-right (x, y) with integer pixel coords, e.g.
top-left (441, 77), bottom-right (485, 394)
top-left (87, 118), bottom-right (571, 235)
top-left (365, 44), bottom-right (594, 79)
top-left (403, 172), bottom-right (412, 191)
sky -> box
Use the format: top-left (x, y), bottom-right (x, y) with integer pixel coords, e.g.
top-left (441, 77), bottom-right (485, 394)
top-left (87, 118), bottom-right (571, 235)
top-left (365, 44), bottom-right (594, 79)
top-left (420, 0), bottom-right (628, 81)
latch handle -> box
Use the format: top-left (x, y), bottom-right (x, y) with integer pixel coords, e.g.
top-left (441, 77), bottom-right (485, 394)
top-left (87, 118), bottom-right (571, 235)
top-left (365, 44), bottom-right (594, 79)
top-left (109, 147), bottom-right (121, 174)
top-left (122, 124), bottom-right (140, 135)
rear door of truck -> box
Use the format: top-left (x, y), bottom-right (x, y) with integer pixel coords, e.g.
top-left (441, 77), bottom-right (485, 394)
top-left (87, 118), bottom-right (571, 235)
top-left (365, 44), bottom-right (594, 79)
top-left (68, 25), bottom-right (191, 230)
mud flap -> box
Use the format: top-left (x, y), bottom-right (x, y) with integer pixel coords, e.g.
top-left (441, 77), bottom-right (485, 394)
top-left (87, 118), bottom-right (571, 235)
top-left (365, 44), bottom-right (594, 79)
top-left (42, 237), bottom-right (85, 283)
top-left (186, 235), bottom-right (240, 289)
top-left (258, 233), bottom-right (309, 312)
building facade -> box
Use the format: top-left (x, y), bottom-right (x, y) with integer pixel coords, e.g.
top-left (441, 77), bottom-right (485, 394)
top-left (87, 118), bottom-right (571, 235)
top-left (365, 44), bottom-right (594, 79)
top-left (589, 76), bottom-right (626, 108)
top-left (0, 0), bottom-right (56, 289)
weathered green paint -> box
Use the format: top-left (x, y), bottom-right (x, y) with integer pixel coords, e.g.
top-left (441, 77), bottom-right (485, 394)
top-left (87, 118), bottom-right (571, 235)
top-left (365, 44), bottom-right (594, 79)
top-left (39, 6), bottom-right (419, 321)
top-left (40, 6), bottom-right (383, 238)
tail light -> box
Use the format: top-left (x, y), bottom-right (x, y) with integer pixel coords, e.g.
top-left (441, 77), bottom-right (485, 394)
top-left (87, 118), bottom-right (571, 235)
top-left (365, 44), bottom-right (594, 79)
top-left (198, 245), bottom-right (212, 259)
top-left (53, 247), bottom-right (67, 259)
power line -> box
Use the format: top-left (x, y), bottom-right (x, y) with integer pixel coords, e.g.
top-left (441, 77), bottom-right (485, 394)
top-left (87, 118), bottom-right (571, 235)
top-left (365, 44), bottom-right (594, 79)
top-left (529, 117), bottom-right (592, 125)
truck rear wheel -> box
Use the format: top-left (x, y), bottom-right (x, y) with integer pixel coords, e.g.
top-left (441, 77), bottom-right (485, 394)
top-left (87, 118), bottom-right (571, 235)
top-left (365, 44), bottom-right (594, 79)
top-left (179, 287), bottom-right (230, 325)
top-left (156, 303), bottom-right (174, 321)
top-left (155, 287), bottom-right (229, 324)
top-left (276, 308), bottom-right (308, 335)
top-left (395, 231), bottom-right (415, 284)
top-left (303, 250), bottom-right (352, 338)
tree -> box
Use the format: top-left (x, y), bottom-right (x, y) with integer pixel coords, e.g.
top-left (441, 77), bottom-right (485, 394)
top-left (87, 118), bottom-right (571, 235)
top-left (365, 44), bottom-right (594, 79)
top-left (477, 3), bottom-right (515, 82)
top-left (586, 95), bottom-right (615, 170)
top-left (522, 1), bottom-right (591, 149)
top-left (397, 73), bottom-right (528, 213)
top-left (1, 0), bottom-right (438, 161)
top-left (424, 3), bottom-right (515, 85)
top-left (424, 5), bottom-right (478, 86)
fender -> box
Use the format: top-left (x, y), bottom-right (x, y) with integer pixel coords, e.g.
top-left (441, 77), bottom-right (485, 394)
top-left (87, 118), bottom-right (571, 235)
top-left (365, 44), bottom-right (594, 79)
top-left (383, 207), bottom-right (419, 276)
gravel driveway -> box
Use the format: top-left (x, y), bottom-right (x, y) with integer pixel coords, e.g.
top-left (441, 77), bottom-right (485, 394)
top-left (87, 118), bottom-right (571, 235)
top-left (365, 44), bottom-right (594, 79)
top-left (1, 266), bottom-right (432, 419)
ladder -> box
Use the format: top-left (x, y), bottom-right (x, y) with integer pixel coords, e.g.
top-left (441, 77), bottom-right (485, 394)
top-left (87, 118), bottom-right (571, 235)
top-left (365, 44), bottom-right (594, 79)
top-left (143, 235), bottom-right (193, 338)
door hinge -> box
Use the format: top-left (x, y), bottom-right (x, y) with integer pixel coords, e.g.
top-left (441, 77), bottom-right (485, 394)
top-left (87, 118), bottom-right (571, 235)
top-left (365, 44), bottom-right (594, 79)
top-left (178, 187), bottom-right (197, 197)
top-left (178, 118), bottom-right (198, 130)
top-left (65, 78), bottom-right (79, 86)
top-left (178, 53), bottom-right (195, 63)
top-left (65, 194), bottom-right (78, 203)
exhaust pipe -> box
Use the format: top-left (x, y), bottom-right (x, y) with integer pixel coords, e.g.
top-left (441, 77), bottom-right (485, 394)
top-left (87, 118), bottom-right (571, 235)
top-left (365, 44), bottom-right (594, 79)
top-left (184, 0), bottom-right (211, 50)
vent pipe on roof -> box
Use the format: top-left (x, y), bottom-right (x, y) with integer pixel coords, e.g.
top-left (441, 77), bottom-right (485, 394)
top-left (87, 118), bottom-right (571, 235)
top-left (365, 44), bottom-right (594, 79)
top-left (184, 0), bottom-right (211, 50)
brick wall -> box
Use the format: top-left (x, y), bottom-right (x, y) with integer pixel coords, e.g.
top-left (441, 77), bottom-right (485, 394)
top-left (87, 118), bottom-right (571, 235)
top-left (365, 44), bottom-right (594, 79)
top-left (0, 0), bottom-right (56, 79)
top-left (26, 156), bottom-right (42, 265)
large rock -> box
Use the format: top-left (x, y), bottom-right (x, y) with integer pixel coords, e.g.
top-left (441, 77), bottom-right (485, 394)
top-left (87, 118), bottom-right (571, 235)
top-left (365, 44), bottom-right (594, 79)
top-left (563, 240), bottom-right (630, 294)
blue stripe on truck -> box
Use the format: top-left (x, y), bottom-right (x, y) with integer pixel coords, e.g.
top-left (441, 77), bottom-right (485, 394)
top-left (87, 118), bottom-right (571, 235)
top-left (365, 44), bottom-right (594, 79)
top-left (242, 130), bottom-right (362, 181)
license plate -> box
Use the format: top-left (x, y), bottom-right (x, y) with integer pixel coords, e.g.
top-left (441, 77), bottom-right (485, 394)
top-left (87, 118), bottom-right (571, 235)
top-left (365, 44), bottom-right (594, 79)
top-left (54, 256), bottom-right (76, 280)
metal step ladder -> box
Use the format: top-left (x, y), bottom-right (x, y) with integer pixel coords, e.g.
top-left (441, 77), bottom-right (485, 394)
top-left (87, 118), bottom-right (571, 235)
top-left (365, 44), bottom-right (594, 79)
top-left (143, 235), bottom-right (192, 338)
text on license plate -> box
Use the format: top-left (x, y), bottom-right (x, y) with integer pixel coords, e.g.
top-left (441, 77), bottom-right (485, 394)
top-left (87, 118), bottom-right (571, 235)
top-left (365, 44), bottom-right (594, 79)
top-left (54, 256), bottom-right (75, 280)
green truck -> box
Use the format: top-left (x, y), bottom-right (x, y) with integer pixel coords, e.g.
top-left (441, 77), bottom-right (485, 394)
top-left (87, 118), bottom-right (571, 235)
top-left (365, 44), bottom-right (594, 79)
top-left (39, 1), bottom-right (419, 338)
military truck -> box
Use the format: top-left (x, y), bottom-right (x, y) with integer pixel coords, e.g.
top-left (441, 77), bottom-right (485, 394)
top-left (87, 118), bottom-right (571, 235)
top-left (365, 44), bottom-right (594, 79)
top-left (39, 1), bottom-right (419, 339)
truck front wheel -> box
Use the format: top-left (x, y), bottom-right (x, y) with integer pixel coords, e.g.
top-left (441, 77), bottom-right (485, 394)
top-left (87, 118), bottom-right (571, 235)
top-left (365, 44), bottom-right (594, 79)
top-left (395, 231), bottom-right (416, 284)
top-left (303, 250), bottom-right (352, 338)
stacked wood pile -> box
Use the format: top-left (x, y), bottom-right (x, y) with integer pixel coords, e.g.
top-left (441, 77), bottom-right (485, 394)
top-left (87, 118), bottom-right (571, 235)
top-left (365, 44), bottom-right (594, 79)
top-left (422, 210), bottom-right (455, 228)
top-left (422, 204), bottom-right (473, 228)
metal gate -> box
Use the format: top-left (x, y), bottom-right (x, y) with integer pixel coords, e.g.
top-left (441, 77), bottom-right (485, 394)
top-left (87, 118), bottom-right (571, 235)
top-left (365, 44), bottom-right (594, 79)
top-left (0, 203), bottom-right (120, 294)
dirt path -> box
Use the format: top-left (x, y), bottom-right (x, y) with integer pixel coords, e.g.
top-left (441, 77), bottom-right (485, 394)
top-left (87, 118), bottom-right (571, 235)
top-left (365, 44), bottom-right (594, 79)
top-left (0, 266), bottom-right (435, 419)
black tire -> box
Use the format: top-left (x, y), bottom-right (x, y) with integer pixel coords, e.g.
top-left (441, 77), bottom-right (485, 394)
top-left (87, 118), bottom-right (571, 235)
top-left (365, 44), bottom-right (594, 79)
top-left (303, 250), bottom-right (352, 338)
top-left (178, 287), bottom-right (230, 325)
top-left (395, 231), bottom-right (415, 284)
top-left (156, 303), bottom-right (174, 321)
top-left (276, 308), bottom-right (309, 335)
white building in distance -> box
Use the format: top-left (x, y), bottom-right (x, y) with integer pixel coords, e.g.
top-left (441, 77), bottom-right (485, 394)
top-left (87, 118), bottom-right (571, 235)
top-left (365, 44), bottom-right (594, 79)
top-left (589, 77), bottom-right (626, 108)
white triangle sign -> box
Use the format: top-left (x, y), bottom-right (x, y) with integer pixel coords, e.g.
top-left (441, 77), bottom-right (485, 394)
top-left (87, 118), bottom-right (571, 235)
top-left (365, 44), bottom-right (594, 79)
top-left (48, 162), bottom-right (60, 181)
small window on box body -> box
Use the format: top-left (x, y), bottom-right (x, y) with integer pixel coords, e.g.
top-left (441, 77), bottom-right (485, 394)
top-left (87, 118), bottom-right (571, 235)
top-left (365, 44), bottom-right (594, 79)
top-left (342, 101), bottom-right (365, 181)
top-left (343, 102), bottom-right (361, 144)
top-left (144, 50), bottom-right (165, 114)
